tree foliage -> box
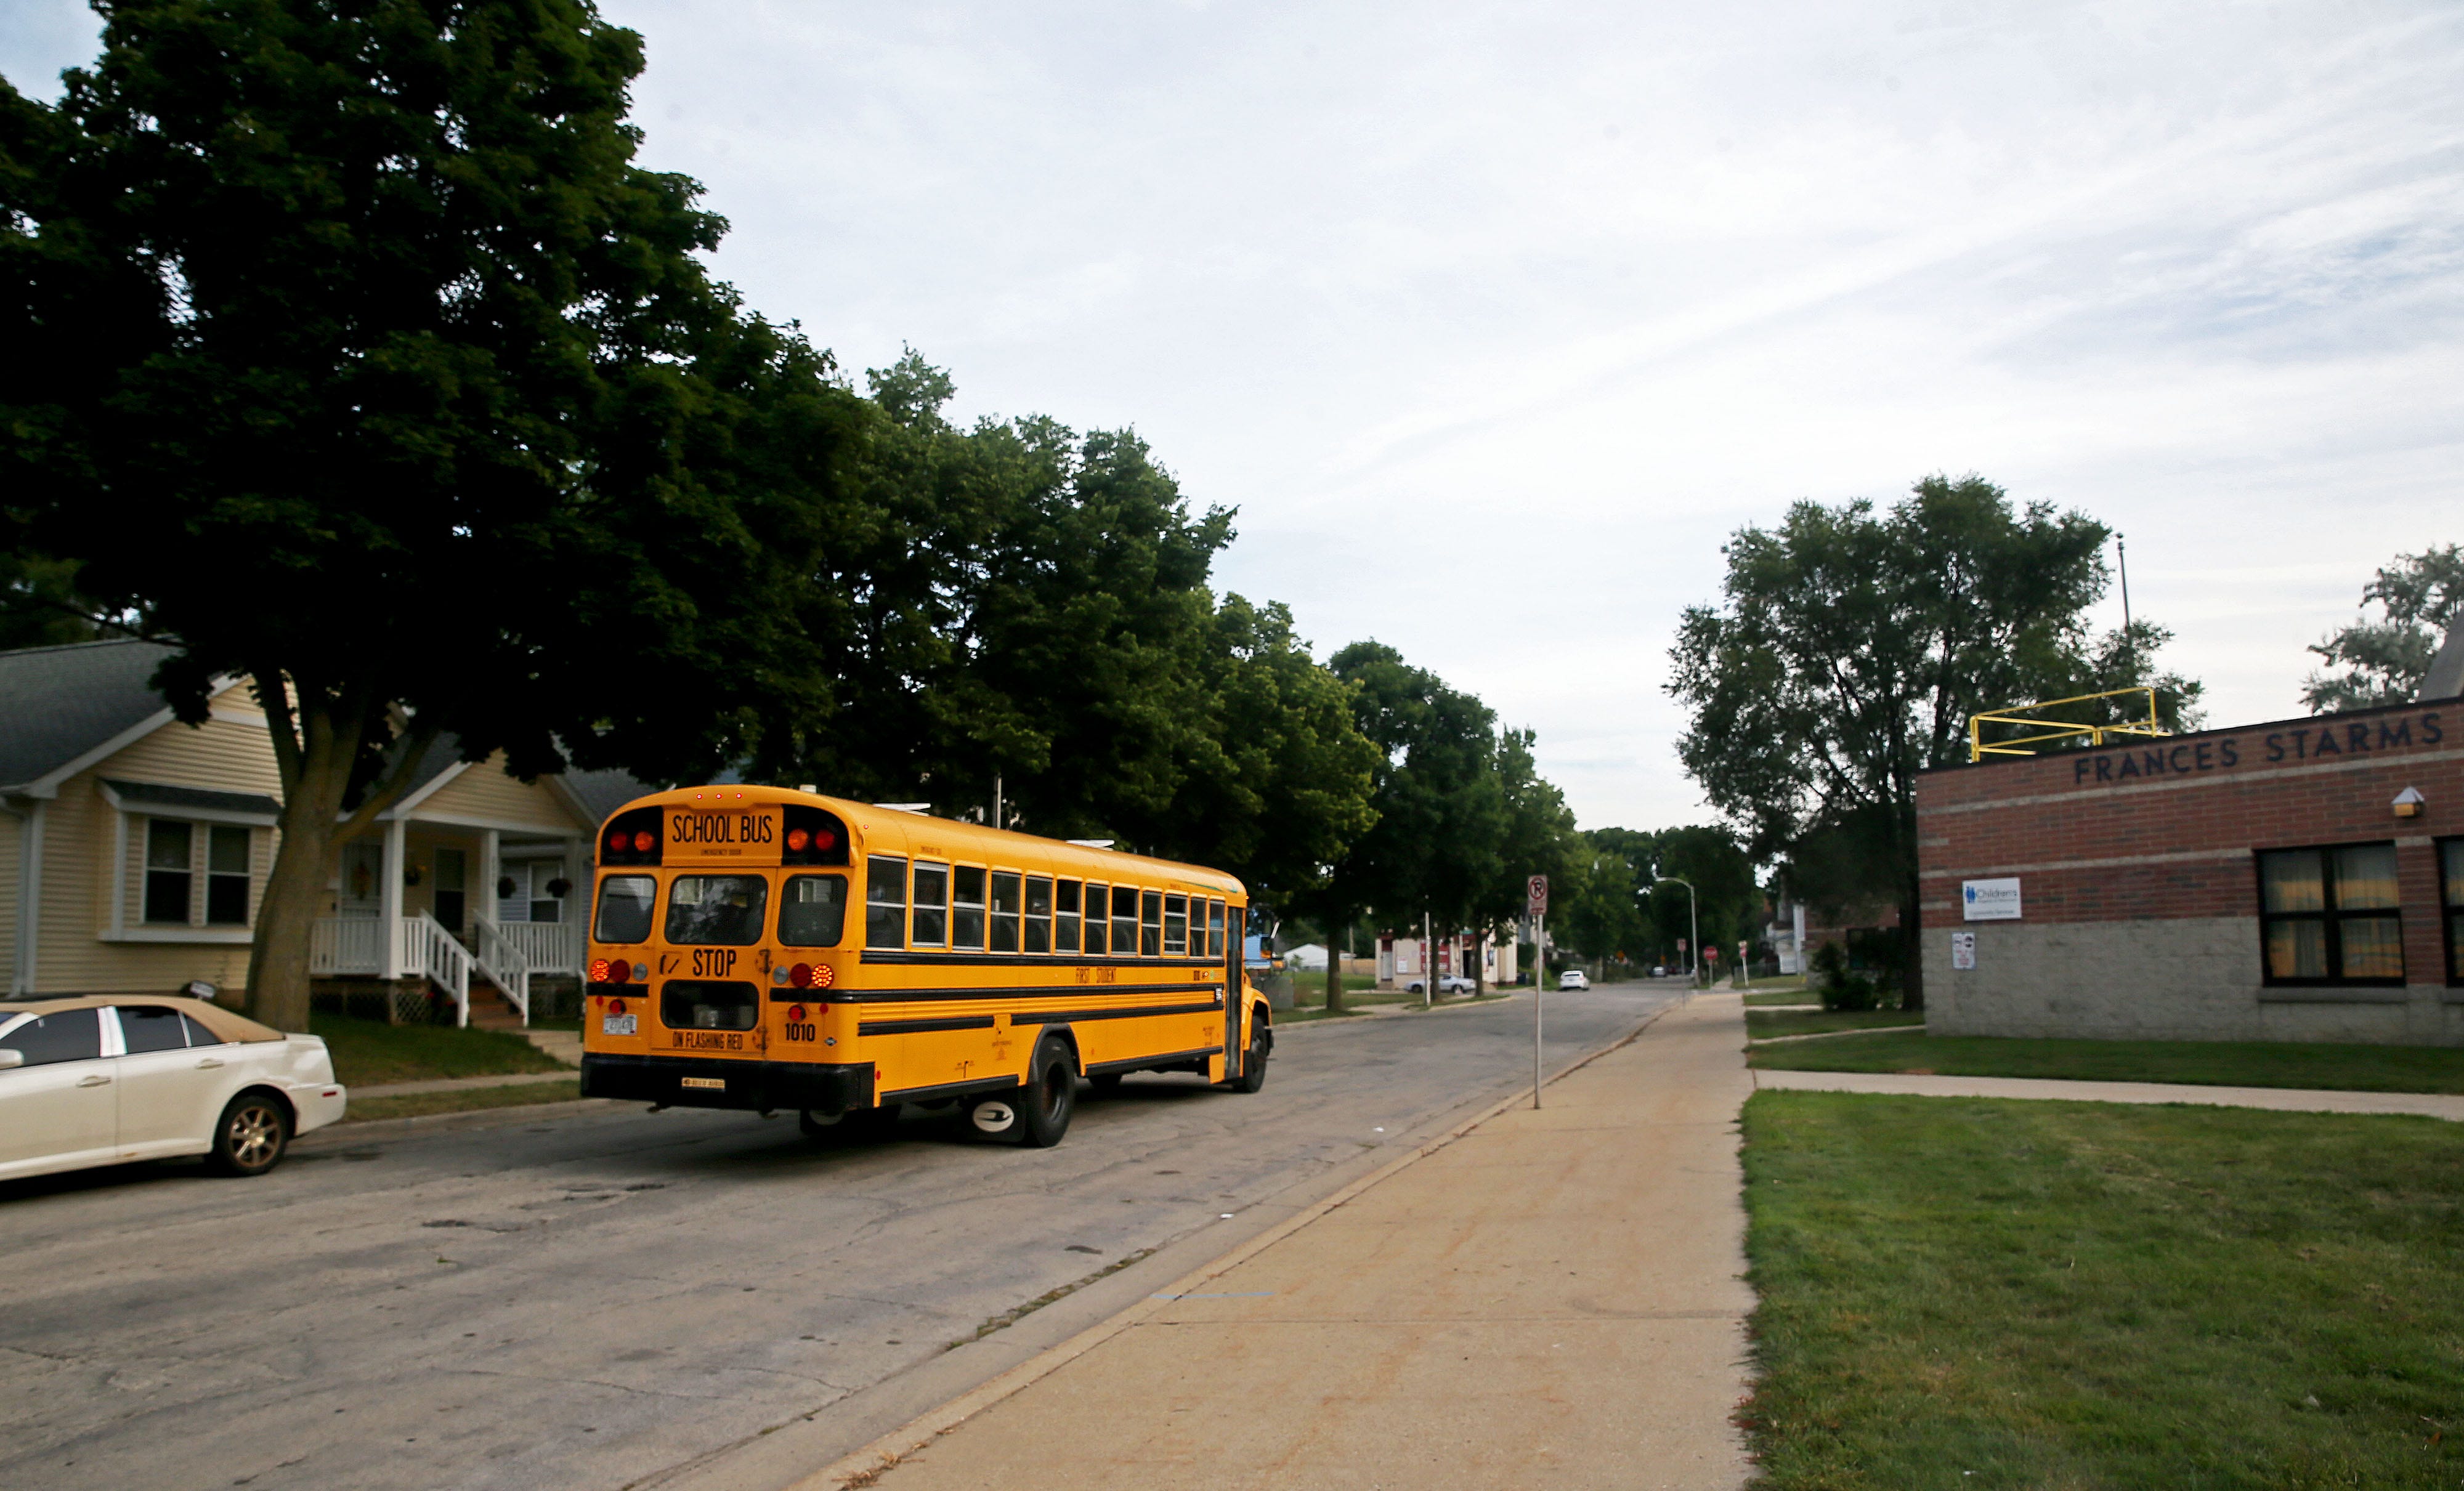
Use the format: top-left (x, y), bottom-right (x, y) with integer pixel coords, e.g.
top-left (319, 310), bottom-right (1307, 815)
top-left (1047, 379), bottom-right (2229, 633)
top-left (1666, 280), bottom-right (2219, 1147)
top-left (2301, 544), bottom-right (2464, 713)
top-left (1668, 474), bottom-right (2199, 1004)
top-left (1, 0), bottom-right (865, 1027)
top-left (782, 352), bottom-right (1378, 908)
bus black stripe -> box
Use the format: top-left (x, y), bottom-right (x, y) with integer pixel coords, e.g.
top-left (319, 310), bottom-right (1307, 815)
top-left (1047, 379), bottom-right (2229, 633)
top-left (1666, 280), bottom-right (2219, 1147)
top-left (1011, 1001), bottom-right (1224, 1025)
top-left (859, 951), bottom-right (1226, 969)
top-left (856, 1015), bottom-right (998, 1036)
top-left (821, 982), bottom-right (1222, 1005)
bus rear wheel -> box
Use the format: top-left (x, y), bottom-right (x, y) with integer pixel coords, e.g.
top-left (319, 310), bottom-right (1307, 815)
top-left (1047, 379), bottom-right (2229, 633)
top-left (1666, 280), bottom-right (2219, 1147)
top-left (1018, 1041), bottom-right (1076, 1147)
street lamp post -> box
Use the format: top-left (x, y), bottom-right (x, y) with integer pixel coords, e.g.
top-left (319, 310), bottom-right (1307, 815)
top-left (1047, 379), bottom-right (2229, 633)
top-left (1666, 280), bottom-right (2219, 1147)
top-left (1655, 877), bottom-right (1698, 987)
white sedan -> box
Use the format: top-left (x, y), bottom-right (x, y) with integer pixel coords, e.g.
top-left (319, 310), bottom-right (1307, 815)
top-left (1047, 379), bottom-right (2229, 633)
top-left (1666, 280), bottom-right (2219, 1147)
top-left (0, 996), bottom-right (347, 1183)
top-left (1405, 974), bottom-right (1476, 995)
top-left (1558, 969), bottom-right (1591, 990)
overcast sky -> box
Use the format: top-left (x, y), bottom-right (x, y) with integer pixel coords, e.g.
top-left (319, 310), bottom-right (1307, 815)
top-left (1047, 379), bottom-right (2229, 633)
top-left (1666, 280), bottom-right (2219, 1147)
top-left (7, 2), bottom-right (2458, 832)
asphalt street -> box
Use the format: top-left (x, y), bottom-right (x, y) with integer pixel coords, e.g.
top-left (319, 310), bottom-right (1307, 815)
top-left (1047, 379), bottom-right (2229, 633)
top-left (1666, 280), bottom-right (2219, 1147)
top-left (0, 983), bottom-right (1676, 1491)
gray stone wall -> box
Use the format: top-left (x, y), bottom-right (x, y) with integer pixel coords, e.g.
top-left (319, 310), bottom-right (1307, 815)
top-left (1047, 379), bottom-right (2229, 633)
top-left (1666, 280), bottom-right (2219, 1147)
top-left (1924, 917), bottom-right (2464, 1046)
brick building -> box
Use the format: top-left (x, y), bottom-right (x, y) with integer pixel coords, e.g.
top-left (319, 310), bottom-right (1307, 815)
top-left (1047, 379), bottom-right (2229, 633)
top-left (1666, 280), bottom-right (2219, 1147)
top-left (1916, 695), bottom-right (2462, 1046)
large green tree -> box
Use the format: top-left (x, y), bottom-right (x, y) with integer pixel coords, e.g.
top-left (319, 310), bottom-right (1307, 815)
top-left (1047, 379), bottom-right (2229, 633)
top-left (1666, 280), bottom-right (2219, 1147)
top-left (2301, 544), bottom-right (2464, 712)
top-left (1, 0), bottom-right (864, 1028)
top-left (1468, 727), bottom-right (1581, 988)
top-left (1668, 475), bottom-right (2197, 1006)
top-left (783, 352), bottom-right (1377, 907)
top-left (1287, 641), bottom-right (1506, 1011)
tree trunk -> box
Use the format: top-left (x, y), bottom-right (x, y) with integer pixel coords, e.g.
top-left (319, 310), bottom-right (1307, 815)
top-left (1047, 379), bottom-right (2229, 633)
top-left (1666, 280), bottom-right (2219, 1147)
top-left (1324, 935), bottom-right (1344, 1014)
top-left (246, 692), bottom-right (367, 1031)
top-left (1898, 877), bottom-right (1925, 1012)
top-left (242, 676), bottom-right (439, 1031)
top-left (1473, 928), bottom-right (1487, 995)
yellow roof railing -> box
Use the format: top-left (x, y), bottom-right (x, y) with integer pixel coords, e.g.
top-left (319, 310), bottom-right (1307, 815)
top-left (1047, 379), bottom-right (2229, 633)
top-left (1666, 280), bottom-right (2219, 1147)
top-left (1966, 685), bottom-right (2169, 763)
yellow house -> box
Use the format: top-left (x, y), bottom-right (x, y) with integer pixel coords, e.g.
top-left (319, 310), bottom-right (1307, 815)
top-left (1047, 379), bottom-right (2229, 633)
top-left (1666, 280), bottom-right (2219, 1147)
top-left (0, 639), bottom-right (647, 1024)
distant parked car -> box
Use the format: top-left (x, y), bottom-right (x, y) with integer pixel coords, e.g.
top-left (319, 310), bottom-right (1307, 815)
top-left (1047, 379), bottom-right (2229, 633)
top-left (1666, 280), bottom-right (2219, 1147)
top-left (0, 996), bottom-right (347, 1184)
top-left (1406, 974), bottom-right (1476, 995)
top-left (1650, 964), bottom-right (1669, 978)
top-left (1558, 969), bottom-right (1591, 990)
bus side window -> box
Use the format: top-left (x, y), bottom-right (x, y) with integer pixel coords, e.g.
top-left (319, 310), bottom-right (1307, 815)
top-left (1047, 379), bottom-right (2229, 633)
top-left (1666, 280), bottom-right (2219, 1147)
top-left (781, 875), bottom-right (848, 947)
top-left (1054, 880), bottom-right (1081, 953)
top-left (1082, 883), bottom-right (1107, 955)
top-left (1163, 893), bottom-right (1189, 955)
top-left (952, 866), bottom-right (987, 949)
top-left (991, 870), bottom-right (1023, 953)
top-left (1140, 890), bottom-right (1163, 957)
top-left (866, 857), bottom-right (908, 949)
top-left (1024, 875), bottom-right (1053, 955)
top-left (1111, 886), bottom-right (1138, 955)
top-left (1209, 899), bottom-right (1226, 958)
top-left (912, 862), bottom-right (950, 947)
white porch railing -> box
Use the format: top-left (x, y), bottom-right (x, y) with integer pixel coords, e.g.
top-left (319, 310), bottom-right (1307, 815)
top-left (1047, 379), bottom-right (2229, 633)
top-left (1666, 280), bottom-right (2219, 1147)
top-left (309, 916), bottom-right (384, 976)
top-left (472, 918), bottom-right (532, 1025)
top-left (400, 911), bottom-right (472, 1027)
top-left (310, 913), bottom-right (472, 1026)
top-left (496, 919), bottom-right (582, 974)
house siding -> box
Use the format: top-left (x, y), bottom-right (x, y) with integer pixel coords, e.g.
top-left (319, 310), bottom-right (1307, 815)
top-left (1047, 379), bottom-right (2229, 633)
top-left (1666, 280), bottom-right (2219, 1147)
top-left (412, 756), bottom-right (585, 834)
top-left (0, 808), bottom-right (20, 984)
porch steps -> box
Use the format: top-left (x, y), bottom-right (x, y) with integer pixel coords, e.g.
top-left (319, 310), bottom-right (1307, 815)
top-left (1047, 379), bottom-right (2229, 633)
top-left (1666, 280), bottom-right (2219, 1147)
top-left (465, 983), bottom-right (583, 1065)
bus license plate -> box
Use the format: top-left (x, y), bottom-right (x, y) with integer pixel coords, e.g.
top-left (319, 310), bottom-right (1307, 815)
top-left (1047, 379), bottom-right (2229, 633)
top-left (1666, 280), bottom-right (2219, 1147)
top-left (681, 1076), bottom-right (725, 1090)
top-left (601, 1014), bottom-right (637, 1036)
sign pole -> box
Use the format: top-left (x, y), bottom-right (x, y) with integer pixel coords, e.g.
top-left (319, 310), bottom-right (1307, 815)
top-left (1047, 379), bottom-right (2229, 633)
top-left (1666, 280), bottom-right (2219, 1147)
top-left (1526, 875), bottom-right (1548, 1110)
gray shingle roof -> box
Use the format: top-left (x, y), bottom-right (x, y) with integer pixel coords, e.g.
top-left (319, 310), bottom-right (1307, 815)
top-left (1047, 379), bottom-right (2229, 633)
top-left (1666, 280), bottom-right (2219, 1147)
top-left (0, 639), bottom-right (184, 791)
top-left (102, 778), bottom-right (283, 819)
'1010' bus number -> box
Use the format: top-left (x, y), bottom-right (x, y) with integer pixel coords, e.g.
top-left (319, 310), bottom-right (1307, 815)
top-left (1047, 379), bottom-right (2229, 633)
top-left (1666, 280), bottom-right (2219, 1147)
top-left (782, 1022), bottom-right (818, 1042)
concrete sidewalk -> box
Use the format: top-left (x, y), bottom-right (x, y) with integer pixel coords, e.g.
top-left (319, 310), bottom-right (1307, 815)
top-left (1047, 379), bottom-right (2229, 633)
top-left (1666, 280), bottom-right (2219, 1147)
top-left (816, 994), bottom-right (1757, 1491)
top-left (1754, 1067), bottom-right (2464, 1119)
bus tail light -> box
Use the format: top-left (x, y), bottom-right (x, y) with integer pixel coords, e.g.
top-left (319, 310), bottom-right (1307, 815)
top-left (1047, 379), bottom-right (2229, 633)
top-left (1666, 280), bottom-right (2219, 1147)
top-left (811, 964), bottom-right (835, 988)
top-left (788, 1004), bottom-right (808, 1021)
top-left (632, 830), bottom-right (655, 852)
top-left (789, 963), bottom-right (814, 988)
top-left (588, 958), bottom-right (614, 983)
top-left (786, 827), bottom-right (811, 852)
top-left (609, 998), bottom-right (626, 1016)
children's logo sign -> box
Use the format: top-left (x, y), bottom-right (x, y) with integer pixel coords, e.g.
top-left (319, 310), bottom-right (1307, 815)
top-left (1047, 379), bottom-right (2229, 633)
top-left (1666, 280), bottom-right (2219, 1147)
top-left (1961, 878), bottom-right (2022, 921)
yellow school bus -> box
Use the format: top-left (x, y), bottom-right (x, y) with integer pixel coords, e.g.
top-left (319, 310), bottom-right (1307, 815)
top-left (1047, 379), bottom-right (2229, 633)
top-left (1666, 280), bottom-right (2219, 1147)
top-left (577, 785), bottom-right (1270, 1146)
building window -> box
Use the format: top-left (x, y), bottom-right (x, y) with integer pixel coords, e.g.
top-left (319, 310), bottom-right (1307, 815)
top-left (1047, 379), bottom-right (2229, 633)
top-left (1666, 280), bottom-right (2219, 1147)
top-left (2442, 839), bottom-right (2463, 987)
top-left (144, 820), bottom-right (193, 923)
top-left (529, 858), bottom-right (565, 924)
top-left (2258, 843), bottom-right (2404, 985)
top-left (206, 825), bottom-right (251, 924)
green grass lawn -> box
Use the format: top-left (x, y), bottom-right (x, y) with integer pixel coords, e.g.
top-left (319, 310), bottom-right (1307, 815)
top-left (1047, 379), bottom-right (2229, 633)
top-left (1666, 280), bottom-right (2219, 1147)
top-left (1748, 1029), bottom-right (2464, 1094)
top-left (310, 1015), bottom-right (568, 1088)
top-left (342, 1077), bottom-right (584, 1123)
top-left (1745, 989), bottom-right (1822, 1007)
top-left (1746, 1008), bottom-right (1929, 1041)
top-left (1742, 1091), bottom-right (2464, 1489)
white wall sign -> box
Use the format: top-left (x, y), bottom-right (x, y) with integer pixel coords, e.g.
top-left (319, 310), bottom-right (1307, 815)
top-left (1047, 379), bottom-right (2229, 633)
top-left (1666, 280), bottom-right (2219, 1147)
top-left (1961, 877), bottom-right (2022, 921)
top-left (1950, 931), bottom-right (1977, 970)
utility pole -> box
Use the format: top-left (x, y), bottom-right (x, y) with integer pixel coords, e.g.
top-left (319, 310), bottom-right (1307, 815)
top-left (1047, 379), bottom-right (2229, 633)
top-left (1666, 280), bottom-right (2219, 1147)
top-left (1656, 876), bottom-right (1698, 988)
top-left (1422, 908), bottom-right (1433, 1009)
top-left (1526, 875), bottom-right (1549, 1109)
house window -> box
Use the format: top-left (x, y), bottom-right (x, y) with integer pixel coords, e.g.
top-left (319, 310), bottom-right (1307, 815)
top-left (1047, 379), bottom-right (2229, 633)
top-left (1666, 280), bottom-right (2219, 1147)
top-left (145, 820), bottom-right (193, 923)
top-left (529, 859), bottom-right (565, 924)
top-left (206, 826), bottom-right (251, 924)
top-left (2442, 839), bottom-right (2463, 986)
top-left (2258, 844), bottom-right (2404, 985)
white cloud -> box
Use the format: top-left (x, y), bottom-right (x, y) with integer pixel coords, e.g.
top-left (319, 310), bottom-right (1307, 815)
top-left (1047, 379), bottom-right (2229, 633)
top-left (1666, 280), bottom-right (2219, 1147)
top-left (7, 0), bottom-right (2458, 832)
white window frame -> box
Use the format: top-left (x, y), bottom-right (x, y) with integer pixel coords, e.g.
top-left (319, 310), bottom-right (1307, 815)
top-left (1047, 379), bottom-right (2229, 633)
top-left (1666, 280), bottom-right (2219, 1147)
top-left (98, 784), bottom-right (273, 945)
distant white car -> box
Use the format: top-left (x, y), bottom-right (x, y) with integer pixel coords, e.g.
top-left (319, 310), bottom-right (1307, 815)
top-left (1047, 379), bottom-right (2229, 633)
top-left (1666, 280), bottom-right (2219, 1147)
top-left (0, 996), bottom-right (347, 1184)
top-left (1558, 969), bottom-right (1591, 990)
top-left (1406, 974), bottom-right (1476, 995)
top-left (1650, 965), bottom-right (1669, 978)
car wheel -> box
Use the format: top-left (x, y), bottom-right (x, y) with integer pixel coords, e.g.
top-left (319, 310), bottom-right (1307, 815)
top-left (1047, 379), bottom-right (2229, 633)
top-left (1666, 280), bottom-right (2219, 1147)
top-left (1018, 1041), bottom-right (1077, 1148)
top-left (209, 1091), bottom-right (290, 1177)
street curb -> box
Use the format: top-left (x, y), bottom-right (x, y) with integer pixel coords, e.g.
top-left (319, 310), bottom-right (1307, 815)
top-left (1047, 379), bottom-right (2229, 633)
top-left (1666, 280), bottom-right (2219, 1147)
top-left (1749, 1022), bottom-right (1927, 1046)
top-left (795, 993), bottom-right (1695, 1490)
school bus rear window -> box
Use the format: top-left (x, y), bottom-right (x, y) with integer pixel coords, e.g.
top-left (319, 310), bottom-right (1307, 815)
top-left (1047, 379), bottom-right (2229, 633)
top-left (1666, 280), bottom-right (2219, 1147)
top-left (667, 876), bottom-right (768, 946)
top-left (779, 875), bottom-right (848, 947)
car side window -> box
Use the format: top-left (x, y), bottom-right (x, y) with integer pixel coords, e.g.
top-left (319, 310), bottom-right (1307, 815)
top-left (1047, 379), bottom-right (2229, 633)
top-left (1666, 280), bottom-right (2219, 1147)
top-left (118, 1005), bottom-right (190, 1054)
top-left (1, 1008), bottom-right (104, 1066)
top-left (180, 1013), bottom-right (232, 1048)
